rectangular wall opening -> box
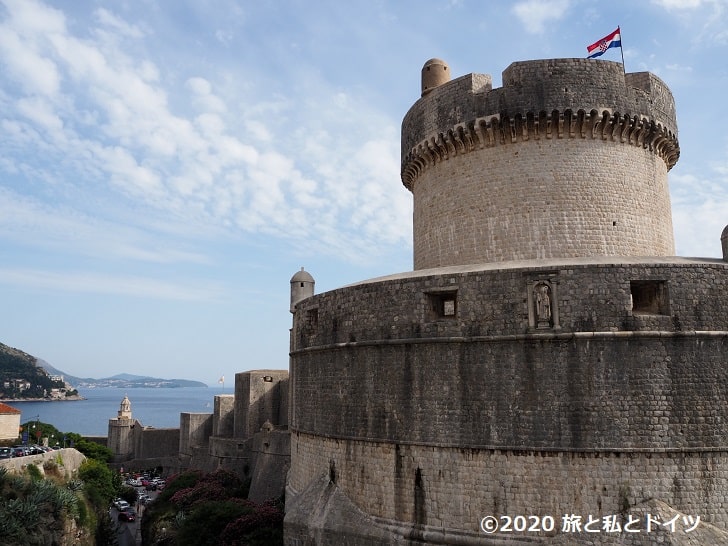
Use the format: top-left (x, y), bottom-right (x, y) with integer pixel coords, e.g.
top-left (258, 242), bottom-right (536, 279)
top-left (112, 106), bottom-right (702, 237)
top-left (630, 280), bottom-right (669, 315)
top-left (426, 291), bottom-right (457, 320)
top-left (306, 308), bottom-right (318, 329)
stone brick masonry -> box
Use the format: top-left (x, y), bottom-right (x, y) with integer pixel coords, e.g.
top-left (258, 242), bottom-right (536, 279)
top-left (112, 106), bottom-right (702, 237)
top-left (284, 57), bottom-right (728, 546)
top-left (401, 59), bottom-right (678, 269)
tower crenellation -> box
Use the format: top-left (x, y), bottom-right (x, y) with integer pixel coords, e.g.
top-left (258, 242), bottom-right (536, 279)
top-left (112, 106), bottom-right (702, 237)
top-left (402, 58), bottom-right (679, 269)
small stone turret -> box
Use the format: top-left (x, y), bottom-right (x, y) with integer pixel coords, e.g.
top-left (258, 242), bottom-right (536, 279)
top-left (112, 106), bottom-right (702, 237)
top-left (722, 225), bottom-right (728, 261)
top-left (421, 58), bottom-right (450, 96)
top-left (118, 395), bottom-right (131, 419)
top-left (290, 267), bottom-right (314, 313)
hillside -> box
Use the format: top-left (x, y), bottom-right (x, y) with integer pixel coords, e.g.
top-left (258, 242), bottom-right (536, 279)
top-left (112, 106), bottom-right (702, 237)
top-left (1, 346), bottom-right (208, 392)
top-left (0, 342), bottom-right (72, 399)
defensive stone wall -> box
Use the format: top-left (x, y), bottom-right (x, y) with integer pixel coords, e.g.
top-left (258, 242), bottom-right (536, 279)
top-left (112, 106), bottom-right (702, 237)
top-left (132, 427), bottom-right (180, 460)
top-left (0, 448), bottom-right (86, 479)
top-left (248, 428), bottom-right (291, 502)
top-left (400, 59), bottom-right (679, 268)
top-left (288, 433), bottom-right (728, 541)
top-left (234, 370), bottom-right (289, 439)
top-left (179, 412), bottom-right (213, 457)
top-left (291, 333), bottom-right (728, 451)
top-left (288, 258), bottom-right (728, 538)
top-left (294, 258), bottom-right (726, 350)
top-left (214, 394), bottom-right (235, 436)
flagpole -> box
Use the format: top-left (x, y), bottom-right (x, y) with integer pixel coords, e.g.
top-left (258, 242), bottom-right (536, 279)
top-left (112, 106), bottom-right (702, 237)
top-left (618, 26), bottom-right (626, 74)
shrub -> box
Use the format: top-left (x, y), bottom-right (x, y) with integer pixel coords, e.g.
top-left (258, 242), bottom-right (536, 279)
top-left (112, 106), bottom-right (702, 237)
top-left (78, 459), bottom-right (116, 508)
top-left (177, 500), bottom-right (254, 546)
top-left (219, 501), bottom-right (284, 545)
top-left (25, 463), bottom-right (43, 482)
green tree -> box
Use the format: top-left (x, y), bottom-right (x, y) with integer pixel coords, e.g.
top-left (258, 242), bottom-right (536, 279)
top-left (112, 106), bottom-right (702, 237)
top-left (66, 433), bottom-right (113, 463)
top-left (178, 500), bottom-right (254, 546)
top-left (78, 459), bottom-right (116, 509)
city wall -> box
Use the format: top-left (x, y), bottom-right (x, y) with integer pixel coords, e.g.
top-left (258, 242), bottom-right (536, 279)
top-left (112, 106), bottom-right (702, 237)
top-left (0, 448), bottom-right (86, 479)
top-left (102, 370), bottom-right (290, 505)
top-left (288, 433), bottom-right (728, 544)
top-left (288, 258), bottom-right (728, 539)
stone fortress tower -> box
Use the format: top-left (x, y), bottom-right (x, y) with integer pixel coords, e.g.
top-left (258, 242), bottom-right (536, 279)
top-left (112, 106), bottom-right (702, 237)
top-left (284, 58), bottom-right (728, 545)
top-left (107, 395), bottom-right (137, 463)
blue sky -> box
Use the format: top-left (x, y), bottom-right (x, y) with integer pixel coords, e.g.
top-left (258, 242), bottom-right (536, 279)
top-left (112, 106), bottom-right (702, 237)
top-left (1, 0), bottom-right (727, 385)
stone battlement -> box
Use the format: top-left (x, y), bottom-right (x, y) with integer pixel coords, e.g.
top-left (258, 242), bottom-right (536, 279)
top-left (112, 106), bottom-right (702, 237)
top-left (401, 108), bottom-right (679, 189)
top-left (402, 58), bottom-right (678, 160)
top-left (401, 58), bottom-right (679, 269)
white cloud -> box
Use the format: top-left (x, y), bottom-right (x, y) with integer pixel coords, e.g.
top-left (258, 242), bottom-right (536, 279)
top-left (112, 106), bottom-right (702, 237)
top-left (511, 0), bottom-right (571, 34)
top-left (15, 96), bottom-right (63, 131)
top-left (651, 0), bottom-right (728, 45)
top-left (0, 0), bottom-right (412, 274)
top-left (671, 171), bottom-right (728, 257)
top-left (652, 0), bottom-right (707, 10)
top-left (0, 267), bottom-right (222, 301)
top-left (0, 27), bottom-right (61, 96)
top-left (0, 187), bottom-right (211, 265)
top-left (94, 8), bottom-right (144, 39)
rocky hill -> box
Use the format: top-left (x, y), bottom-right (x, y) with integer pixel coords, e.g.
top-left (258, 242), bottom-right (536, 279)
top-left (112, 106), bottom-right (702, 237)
top-left (1, 343), bottom-right (207, 397)
top-left (0, 342), bottom-right (73, 399)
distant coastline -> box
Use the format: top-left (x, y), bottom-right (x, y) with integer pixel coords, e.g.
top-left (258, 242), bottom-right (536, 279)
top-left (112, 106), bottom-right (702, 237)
top-left (0, 394), bottom-right (86, 403)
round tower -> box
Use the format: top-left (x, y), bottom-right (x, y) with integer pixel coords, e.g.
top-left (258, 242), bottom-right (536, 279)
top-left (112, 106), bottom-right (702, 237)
top-left (286, 58), bottom-right (728, 546)
top-left (722, 225), bottom-right (728, 261)
top-left (290, 267), bottom-right (314, 313)
top-left (401, 58), bottom-right (680, 269)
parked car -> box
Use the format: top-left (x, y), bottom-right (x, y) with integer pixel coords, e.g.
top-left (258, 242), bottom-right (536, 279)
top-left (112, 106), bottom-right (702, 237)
top-left (0, 447), bottom-right (12, 459)
top-left (118, 509), bottom-right (136, 522)
top-left (113, 499), bottom-right (130, 511)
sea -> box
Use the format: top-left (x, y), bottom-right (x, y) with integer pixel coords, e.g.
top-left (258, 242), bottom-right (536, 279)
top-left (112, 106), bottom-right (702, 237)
top-left (8, 386), bottom-right (227, 437)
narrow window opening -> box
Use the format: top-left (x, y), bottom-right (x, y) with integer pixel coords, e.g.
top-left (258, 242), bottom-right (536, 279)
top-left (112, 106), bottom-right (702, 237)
top-left (630, 280), bottom-right (669, 315)
top-left (306, 308), bottom-right (319, 329)
top-left (427, 291), bottom-right (457, 320)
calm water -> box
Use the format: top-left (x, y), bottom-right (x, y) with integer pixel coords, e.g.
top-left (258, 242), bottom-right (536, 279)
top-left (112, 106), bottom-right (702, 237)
top-left (8, 386), bottom-right (228, 437)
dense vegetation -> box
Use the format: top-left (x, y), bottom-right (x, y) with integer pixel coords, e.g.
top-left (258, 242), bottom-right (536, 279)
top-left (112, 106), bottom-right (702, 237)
top-left (141, 468), bottom-right (284, 545)
top-left (0, 465), bottom-right (85, 545)
top-left (0, 419), bottom-right (119, 545)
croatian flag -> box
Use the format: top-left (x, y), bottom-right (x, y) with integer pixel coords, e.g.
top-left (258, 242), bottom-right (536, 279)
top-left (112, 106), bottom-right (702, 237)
top-left (587, 27), bottom-right (621, 59)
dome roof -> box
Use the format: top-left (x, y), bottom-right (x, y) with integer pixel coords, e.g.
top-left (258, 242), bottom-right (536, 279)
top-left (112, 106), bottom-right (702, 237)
top-left (722, 225), bottom-right (728, 240)
top-left (291, 267), bottom-right (314, 283)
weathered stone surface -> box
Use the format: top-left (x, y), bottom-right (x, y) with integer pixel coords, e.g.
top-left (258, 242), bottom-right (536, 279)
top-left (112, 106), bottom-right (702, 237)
top-left (401, 59), bottom-right (679, 269)
top-left (284, 58), bottom-right (728, 545)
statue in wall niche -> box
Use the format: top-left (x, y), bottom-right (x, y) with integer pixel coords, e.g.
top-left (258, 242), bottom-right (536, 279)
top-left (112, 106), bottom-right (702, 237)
top-left (535, 282), bottom-right (552, 328)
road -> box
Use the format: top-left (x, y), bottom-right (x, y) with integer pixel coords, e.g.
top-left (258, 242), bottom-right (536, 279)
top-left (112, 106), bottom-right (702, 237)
top-left (111, 489), bottom-right (159, 546)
